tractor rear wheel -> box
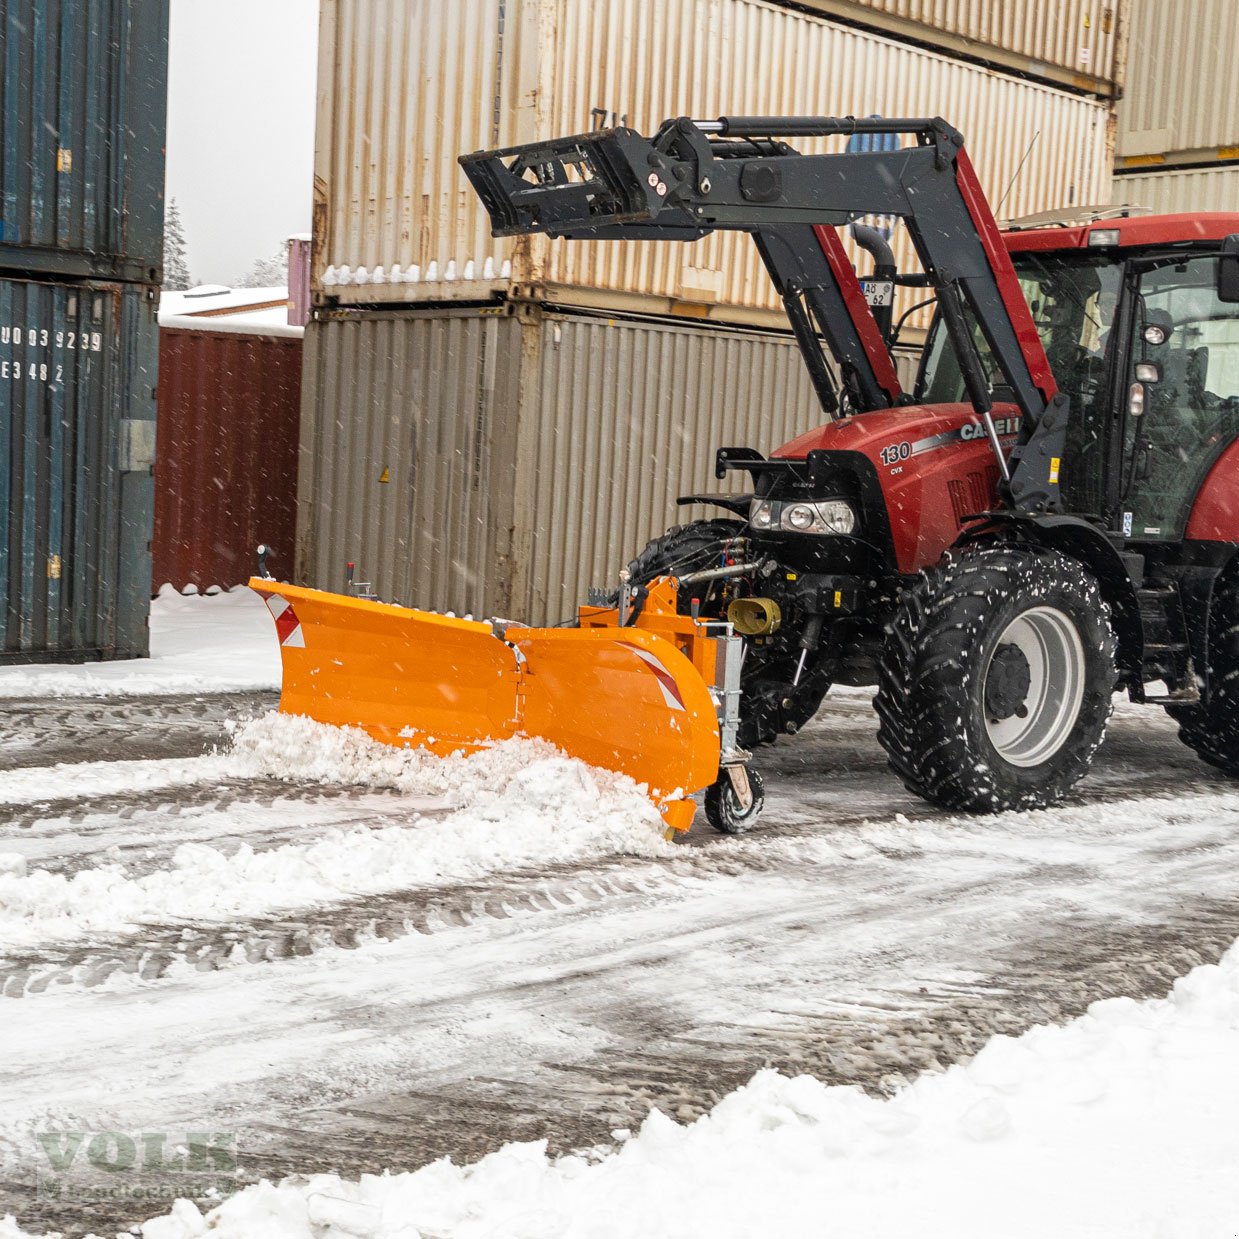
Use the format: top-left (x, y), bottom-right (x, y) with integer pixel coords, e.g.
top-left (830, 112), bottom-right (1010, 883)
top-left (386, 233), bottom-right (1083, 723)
top-left (1170, 573), bottom-right (1239, 777)
top-left (876, 544), bottom-right (1117, 812)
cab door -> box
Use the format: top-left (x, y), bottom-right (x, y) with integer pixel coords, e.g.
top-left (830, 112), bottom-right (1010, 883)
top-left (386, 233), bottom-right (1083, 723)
top-left (1120, 255), bottom-right (1239, 542)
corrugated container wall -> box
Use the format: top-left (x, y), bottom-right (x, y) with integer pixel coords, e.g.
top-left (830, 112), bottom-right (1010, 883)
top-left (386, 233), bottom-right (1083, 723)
top-left (0, 0), bottom-right (169, 282)
top-left (1113, 165), bottom-right (1239, 215)
top-left (297, 308), bottom-right (822, 624)
top-left (0, 275), bottom-right (158, 661)
top-left (313, 0), bottom-right (1115, 328)
top-left (798, 0), bottom-right (1124, 95)
top-left (153, 327), bottom-right (303, 593)
top-left (1117, 0), bottom-right (1239, 165)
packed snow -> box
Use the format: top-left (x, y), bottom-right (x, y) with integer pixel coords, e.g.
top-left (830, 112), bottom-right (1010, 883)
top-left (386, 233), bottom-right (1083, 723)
top-left (0, 586), bottom-right (280, 698)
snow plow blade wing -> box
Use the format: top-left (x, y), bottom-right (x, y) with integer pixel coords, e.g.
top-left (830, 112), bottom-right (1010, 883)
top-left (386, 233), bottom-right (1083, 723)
top-left (248, 581), bottom-right (719, 831)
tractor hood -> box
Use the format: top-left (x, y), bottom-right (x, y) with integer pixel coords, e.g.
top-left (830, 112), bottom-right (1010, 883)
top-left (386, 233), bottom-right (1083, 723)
top-left (772, 402), bottom-right (1023, 470)
top-left (770, 403), bottom-right (1023, 575)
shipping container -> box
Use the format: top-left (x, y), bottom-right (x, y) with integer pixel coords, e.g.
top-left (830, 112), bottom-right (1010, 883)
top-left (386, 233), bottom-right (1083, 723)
top-left (1112, 164), bottom-right (1239, 215)
top-left (0, 0), bottom-right (169, 283)
top-left (0, 274), bottom-right (158, 661)
top-left (798, 0), bottom-right (1125, 96)
top-left (153, 325), bottom-right (303, 593)
top-left (313, 0), bottom-right (1115, 329)
top-left (1117, 0), bottom-right (1239, 166)
top-left (297, 306), bottom-right (822, 625)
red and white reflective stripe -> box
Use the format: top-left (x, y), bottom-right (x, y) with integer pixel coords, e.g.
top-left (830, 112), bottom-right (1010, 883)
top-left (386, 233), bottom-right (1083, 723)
top-left (624, 643), bottom-right (685, 712)
top-left (264, 594), bottom-right (305, 648)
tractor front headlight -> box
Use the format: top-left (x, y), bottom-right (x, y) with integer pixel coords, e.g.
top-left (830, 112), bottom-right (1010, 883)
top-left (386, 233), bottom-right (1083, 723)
top-left (750, 496), bottom-right (857, 535)
top-left (781, 498), bottom-right (857, 535)
top-left (784, 502), bottom-right (817, 531)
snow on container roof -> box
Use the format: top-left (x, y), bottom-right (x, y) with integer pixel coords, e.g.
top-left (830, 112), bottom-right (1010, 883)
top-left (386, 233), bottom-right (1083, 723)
top-left (158, 287), bottom-right (304, 338)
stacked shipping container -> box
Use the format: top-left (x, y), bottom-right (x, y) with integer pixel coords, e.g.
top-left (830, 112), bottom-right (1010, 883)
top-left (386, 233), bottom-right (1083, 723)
top-left (301, 0), bottom-right (1125, 623)
top-left (794, 1), bottom-right (1124, 97)
top-left (1113, 0), bottom-right (1237, 216)
top-left (313, 0), bottom-right (1117, 327)
top-left (0, 0), bottom-right (168, 661)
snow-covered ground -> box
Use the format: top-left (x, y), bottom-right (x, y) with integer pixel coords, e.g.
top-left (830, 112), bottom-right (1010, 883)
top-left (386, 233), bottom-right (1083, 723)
top-left (29, 943), bottom-right (1239, 1239)
top-left (0, 586), bottom-right (279, 699)
top-left (2, 589), bottom-right (1239, 1238)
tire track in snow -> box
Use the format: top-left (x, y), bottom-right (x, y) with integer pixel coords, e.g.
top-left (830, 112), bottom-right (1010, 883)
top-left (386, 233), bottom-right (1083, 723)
top-left (0, 690), bottom-right (277, 769)
top-left (0, 847), bottom-right (786, 998)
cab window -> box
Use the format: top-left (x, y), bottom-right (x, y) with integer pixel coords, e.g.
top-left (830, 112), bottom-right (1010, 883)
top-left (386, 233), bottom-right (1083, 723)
top-left (917, 252), bottom-right (1122, 514)
top-left (1123, 256), bottom-right (1239, 539)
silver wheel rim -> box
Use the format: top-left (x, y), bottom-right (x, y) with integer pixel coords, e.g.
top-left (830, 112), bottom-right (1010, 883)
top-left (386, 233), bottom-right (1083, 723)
top-left (983, 606), bottom-right (1086, 768)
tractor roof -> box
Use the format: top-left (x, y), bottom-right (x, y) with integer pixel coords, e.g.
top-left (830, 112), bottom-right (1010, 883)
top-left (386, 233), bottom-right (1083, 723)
top-left (1002, 211), bottom-right (1239, 253)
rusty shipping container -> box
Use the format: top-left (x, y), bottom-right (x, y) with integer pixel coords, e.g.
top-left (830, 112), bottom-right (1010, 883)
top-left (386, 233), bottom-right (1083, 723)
top-left (1117, 0), bottom-right (1239, 168)
top-left (153, 324), bottom-right (303, 593)
top-left (297, 306), bottom-right (822, 625)
top-left (312, 0), bottom-right (1115, 328)
top-left (0, 0), bottom-right (170, 282)
top-left (797, 0), bottom-right (1125, 96)
top-left (0, 274), bottom-right (158, 661)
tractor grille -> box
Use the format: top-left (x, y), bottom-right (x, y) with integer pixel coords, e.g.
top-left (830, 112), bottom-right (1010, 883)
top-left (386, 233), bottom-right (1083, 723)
top-left (947, 467), bottom-right (1001, 525)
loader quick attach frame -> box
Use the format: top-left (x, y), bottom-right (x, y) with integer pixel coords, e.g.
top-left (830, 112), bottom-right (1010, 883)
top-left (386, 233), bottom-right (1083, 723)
top-left (461, 115), bottom-right (1071, 517)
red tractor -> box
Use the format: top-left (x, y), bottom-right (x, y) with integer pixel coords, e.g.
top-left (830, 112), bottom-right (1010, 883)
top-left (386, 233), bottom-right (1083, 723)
top-left (462, 115), bottom-right (1238, 827)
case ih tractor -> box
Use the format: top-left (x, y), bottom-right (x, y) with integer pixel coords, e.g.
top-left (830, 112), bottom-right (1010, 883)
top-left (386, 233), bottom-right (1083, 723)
top-left (253, 115), bottom-right (1237, 837)
top-left (460, 116), bottom-right (1239, 827)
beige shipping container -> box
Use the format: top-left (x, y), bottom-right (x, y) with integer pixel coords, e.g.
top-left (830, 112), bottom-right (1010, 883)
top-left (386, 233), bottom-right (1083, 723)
top-left (297, 305), bottom-right (822, 624)
top-left (314, 0), bottom-right (1115, 327)
top-left (1118, 0), bottom-right (1239, 165)
top-left (798, 0), bottom-right (1125, 95)
top-left (1113, 164), bottom-right (1239, 215)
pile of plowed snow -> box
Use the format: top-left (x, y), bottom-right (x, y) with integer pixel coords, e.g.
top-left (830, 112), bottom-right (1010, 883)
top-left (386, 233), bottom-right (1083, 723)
top-left (13, 939), bottom-right (1235, 1239)
top-left (0, 714), bottom-right (668, 948)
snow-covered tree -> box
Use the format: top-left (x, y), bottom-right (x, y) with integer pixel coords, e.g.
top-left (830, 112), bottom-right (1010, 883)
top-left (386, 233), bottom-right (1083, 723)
top-left (235, 243), bottom-right (289, 289)
top-left (163, 199), bottom-right (192, 290)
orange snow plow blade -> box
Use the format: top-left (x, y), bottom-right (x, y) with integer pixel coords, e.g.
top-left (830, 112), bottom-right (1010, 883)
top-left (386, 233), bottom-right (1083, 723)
top-left (248, 580), bottom-right (721, 831)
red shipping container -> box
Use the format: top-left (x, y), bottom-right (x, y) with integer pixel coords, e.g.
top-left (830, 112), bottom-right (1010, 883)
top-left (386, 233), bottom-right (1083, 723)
top-left (153, 326), bottom-right (302, 592)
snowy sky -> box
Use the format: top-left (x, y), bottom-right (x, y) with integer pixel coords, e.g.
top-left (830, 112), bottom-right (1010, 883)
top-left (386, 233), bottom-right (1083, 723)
top-left (164, 0), bottom-right (318, 286)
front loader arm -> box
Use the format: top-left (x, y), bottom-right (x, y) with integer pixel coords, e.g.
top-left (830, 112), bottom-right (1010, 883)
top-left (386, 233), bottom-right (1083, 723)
top-left (462, 115), bottom-right (1068, 514)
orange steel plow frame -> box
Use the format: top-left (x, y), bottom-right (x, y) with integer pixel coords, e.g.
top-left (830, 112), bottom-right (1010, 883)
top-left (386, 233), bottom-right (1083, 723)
top-left (248, 577), bottom-right (724, 831)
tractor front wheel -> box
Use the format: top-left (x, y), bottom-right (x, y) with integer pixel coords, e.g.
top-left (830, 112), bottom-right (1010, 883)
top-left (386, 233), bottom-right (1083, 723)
top-left (626, 518), bottom-right (746, 614)
top-left (875, 545), bottom-right (1117, 812)
top-left (1171, 573), bottom-right (1239, 777)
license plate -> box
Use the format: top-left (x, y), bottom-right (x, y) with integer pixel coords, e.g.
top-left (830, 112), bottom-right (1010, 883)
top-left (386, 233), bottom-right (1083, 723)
top-left (861, 279), bottom-right (894, 307)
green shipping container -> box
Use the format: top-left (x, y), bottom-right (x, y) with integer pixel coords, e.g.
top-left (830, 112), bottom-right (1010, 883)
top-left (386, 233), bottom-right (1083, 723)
top-left (0, 273), bottom-right (158, 660)
top-left (0, 0), bottom-right (169, 282)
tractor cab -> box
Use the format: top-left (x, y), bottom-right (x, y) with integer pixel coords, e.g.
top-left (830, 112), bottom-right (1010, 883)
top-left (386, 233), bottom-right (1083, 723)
top-left (918, 212), bottom-right (1239, 546)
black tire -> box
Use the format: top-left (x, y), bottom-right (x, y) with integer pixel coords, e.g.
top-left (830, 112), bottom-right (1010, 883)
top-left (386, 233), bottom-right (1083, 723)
top-left (704, 768), bottom-right (765, 834)
top-left (627, 518), bottom-right (746, 614)
top-left (1171, 572), bottom-right (1239, 776)
top-left (875, 544), bottom-right (1117, 812)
